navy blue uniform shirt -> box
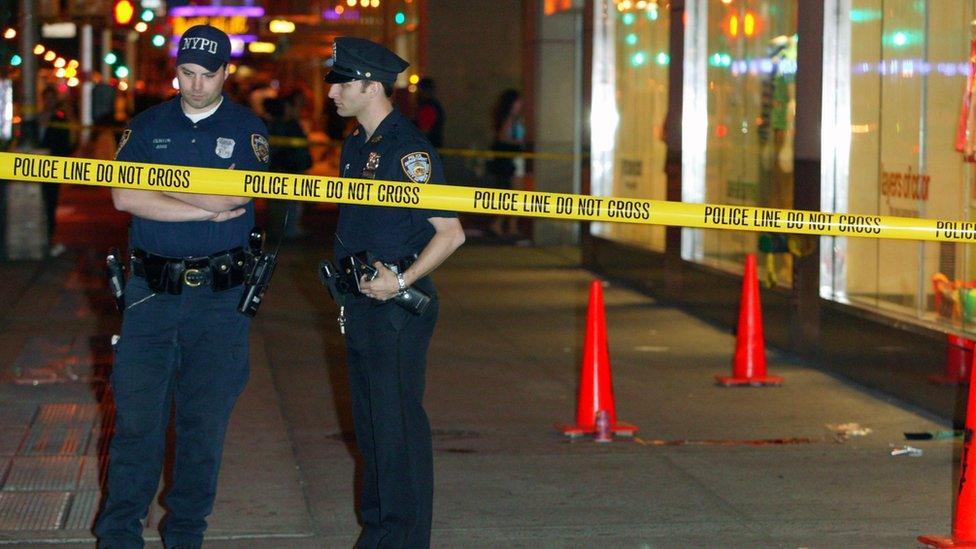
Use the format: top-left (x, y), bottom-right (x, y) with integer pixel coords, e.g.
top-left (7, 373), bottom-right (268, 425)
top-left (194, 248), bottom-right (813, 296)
top-left (335, 108), bottom-right (455, 262)
top-left (116, 94), bottom-right (269, 257)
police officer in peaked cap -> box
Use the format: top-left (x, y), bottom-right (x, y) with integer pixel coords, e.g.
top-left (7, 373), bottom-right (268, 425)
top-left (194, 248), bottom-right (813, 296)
top-left (326, 36), bottom-right (465, 548)
top-left (94, 24), bottom-right (270, 549)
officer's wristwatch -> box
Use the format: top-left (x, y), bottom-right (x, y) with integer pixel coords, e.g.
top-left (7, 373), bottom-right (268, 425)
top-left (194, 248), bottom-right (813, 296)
top-left (396, 272), bottom-right (407, 293)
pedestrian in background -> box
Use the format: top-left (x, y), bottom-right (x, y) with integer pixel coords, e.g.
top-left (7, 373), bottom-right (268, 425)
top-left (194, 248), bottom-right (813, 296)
top-left (485, 88), bottom-right (526, 241)
top-left (325, 36), bottom-right (465, 548)
top-left (265, 91), bottom-right (313, 239)
top-left (94, 25), bottom-right (270, 549)
top-left (38, 86), bottom-right (74, 255)
top-left (413, 77), bottom-right (445, 148)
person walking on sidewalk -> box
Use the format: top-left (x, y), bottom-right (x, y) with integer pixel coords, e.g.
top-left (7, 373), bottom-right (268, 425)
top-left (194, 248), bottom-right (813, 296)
top-left (94, 25), bottom-right (269, 549)
top-left (326, 37), bottom-right (465, 548)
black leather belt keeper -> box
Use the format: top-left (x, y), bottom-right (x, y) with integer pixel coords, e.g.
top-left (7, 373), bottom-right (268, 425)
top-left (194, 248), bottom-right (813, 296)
top-left (131, 247), bottom-right (250, 294)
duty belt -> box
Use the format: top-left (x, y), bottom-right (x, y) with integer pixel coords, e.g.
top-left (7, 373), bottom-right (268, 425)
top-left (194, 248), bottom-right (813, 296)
top-left (131, 247), bottom-right (251, 294)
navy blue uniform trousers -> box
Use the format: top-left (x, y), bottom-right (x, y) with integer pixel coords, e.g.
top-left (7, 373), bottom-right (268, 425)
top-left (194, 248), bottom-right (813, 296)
top-left (344, 279), bottom-right (438, 549)
top-left (94, 277), bottom-right (250, 549)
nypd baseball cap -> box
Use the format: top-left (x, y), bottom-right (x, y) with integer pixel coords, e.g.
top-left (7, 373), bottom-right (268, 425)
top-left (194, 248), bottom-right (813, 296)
top-left (176, 25), bottom-right (231, 72)
top-left (326, 37), bottom-right (409, 84)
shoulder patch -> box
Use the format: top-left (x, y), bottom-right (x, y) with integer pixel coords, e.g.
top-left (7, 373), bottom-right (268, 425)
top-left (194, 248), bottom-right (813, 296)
top-left (401, 151), bottom-right (431, 183)
top-left (114, 129), bottom-right (132, 160)
top-left (251, 134), bottom-right (269, 163)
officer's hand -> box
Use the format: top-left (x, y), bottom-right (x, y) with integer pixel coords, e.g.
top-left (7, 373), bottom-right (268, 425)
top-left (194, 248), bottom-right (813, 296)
top-left (359, 262), bottom-right (399, 301)
top-left (211, 208), bottom-right (245, 222)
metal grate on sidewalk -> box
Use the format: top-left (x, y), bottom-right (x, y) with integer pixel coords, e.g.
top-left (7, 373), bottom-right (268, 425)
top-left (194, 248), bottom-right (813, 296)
top-left (0, 491), bottom-right (71, 530)
top-left (0, 401), bottom-right (111, 535)
top-left (3, 456), bottom-right (84, 491)
top-left (63, 490), bottom-right (100, 531)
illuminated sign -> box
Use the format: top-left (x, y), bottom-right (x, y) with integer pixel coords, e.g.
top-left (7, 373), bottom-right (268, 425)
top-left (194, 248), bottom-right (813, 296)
top-left (248, 42), bottom-right (276, 53)
top-left (269, 20), bottom-right (296, 33)
top-left (168, 3), bottom-right (264, 52)
top-left (168, 6), bottom-right (264, 17)
top-left (171, 16), bottom-right (251, 37)
top-left (41, 22), bottom-right (77, 39)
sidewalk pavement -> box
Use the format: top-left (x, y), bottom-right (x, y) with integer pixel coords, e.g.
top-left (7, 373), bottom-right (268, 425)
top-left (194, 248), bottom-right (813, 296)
top-left (0, 185), bottom-right (961, 547)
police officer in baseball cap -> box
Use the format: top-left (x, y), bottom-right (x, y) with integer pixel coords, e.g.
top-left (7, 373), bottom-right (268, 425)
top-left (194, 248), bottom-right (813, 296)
top-left (324, 37), bottom-right (465, 548)
top-left (94, 23), bottom-right (270, 549)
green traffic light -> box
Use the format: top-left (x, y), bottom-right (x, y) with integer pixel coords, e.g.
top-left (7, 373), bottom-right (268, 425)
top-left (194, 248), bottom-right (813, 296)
top-left (104, 52), bottom-right (118, 64)
top-left (115, 65), bottom-right (129, 78)
top-left (10, 54), bottom-right (21, 66)
top-left (151, 34), bottom-right (165, 47)
top-left (140, 8), bottom-right (154, 22)
top-left (394, 11), bottom-right (406, 25)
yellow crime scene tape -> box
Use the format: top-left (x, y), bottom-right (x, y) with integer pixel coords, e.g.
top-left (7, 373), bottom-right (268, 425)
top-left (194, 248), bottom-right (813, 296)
top-left (1, 150), bottom-right (974, 244)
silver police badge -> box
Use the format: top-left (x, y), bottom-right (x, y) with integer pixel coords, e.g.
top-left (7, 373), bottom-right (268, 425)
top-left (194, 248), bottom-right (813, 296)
top-left (215, 137), bottom-right (235, 159)
top-left (251, 134), bottom-right (269, 163)
top-left (401, 152), bottom-right (431, 183)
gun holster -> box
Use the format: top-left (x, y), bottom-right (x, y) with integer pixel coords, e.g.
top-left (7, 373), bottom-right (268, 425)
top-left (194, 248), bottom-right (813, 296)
top-left (237, 228), bottom-right (277, 317)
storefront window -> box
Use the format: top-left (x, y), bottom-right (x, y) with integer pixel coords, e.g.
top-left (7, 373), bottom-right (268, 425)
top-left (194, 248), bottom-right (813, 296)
top-left (825, 1), bottom-right (975, 330)
top-left (696, 0), bottom-right (797, 287)
top-left (590, 0), bottom-right (669, 251)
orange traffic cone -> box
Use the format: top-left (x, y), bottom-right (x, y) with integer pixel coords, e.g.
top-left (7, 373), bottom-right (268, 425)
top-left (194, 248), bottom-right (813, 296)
top-left (715, 254), bottom-right (783, 386)
top-left (918, 372), bottom-right (976, 547)
top-left (557, 280), bottom-right (637, 438)
top-left (929, 334), bottom-right (974, 385)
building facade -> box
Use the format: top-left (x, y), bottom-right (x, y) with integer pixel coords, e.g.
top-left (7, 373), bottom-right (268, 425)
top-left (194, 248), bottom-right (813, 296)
top-left (537, 0), bottom-right (976, 419)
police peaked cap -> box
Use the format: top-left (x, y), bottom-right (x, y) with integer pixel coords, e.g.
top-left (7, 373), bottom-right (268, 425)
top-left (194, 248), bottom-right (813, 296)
top-left (326, 37), bottom-right (409, 84)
